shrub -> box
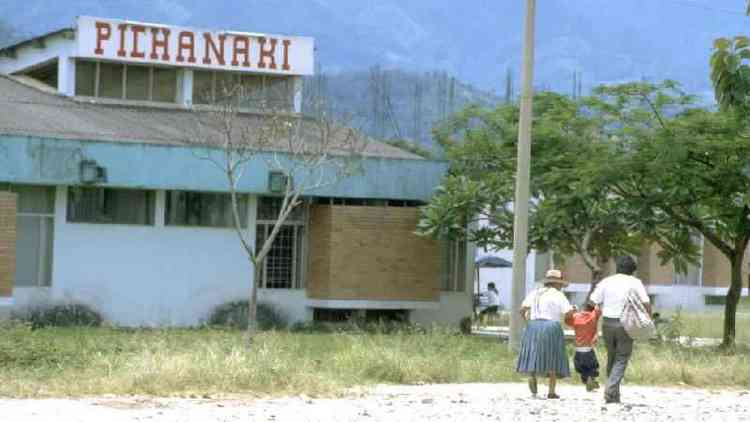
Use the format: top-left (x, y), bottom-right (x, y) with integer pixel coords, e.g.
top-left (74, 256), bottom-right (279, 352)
top-left (207, 301), bottom-right (288, 331)
top-left (15, 303), bottom-right (103, 329)
top-left (459, 316), bottom-right (473, 335)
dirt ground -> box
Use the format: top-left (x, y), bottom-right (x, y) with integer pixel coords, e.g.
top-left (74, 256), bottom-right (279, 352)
top-left (1, 383), bottom-right (748, 421)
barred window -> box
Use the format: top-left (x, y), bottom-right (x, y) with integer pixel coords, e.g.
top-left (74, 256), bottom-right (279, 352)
top-left (165, 191), bottom-right (247, 228)
top-left (67, 188), bottom-right (154, 225)
top-left (256, 196), bottom-right (307, 289)
top-left (442, 240), bottom-right (467, 292)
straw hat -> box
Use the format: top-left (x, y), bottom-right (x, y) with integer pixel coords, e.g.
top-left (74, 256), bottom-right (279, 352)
top-left (544, 269), bottom-right (568, 287)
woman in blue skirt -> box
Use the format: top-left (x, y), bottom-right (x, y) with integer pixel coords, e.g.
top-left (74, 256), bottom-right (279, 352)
top-left (516, 269), bottom-right (575, 399)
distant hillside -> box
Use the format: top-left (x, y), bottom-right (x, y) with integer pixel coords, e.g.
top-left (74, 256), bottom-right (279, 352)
top-left (304, 68), bottom-right (501, 150)
top-left (3, 0), bottom-right (748, 99)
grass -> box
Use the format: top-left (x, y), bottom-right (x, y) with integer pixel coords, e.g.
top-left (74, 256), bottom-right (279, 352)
top-left (1, 322), bottom-right (749, 398)
top-left (660, 310), bottom-right (750, 344)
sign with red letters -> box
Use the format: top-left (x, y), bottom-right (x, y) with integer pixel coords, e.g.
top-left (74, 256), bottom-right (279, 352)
top-left (75, 16), bottom-right (314, 75)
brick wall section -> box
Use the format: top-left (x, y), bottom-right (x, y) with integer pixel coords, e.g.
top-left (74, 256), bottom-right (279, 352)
top-left (559, 243), bottom-right (674, 285)
top-left (0, 192), bottom-right (16, 297)
top-left (307, 205), bottom-right (442, 301)
top-left (702, 241), bottom-right (750, 288)
top-left (559, 254), bottom-right (613, 284)
top-left (639, 243), bottom-right (674, 286)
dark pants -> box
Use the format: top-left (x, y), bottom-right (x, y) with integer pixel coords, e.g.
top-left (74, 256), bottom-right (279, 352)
top-left (479, 305), bottom-right (498, 316)
top-left (602, 317), bottom-right (633, 402)
top-left (573, 350), bottom-right (599, 383)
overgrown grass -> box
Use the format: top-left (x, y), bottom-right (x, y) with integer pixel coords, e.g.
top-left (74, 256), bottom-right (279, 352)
top-left (662, 310), bottom-right (750, 343)
top-left (0, 323), bottom-right (748, 398)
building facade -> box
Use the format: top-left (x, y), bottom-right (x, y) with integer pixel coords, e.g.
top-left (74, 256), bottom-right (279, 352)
top-left (0, 17), bottom-right (474, 326)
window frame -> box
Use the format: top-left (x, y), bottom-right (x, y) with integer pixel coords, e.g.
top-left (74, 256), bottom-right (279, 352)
top-left (75, 60), bottom-right (177, 103)
top-left (11, 186), bottom-right (56, 288)
top-left (192, 70), bottom-right (293, 110)
top-left (164, 190), bottom-right (249, 229)
top-left (66, 187), bottom-right (156, 226)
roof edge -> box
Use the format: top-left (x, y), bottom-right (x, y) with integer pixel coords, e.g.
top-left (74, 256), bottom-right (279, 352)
top-left (0, 28), bottom-right (75, 56)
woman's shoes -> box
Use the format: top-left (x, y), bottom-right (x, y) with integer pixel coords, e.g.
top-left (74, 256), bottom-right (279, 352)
top-left (547, 393), bottom-right (560, 399)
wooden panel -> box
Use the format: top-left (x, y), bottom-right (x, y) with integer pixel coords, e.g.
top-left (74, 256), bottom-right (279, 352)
top-left (307, 205), bottom-right (441, 301)
top-left (702, 241), bottom-right (750, 288)
top-left (0, 192), bottom-right (16, 297)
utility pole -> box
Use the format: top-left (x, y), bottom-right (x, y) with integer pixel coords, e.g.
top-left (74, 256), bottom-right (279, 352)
top-left (509, 0), bottom-right (537, 351)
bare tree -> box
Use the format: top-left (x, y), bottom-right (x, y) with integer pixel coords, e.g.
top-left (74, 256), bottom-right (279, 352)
top-left (185, 82), bottom-right (366, 346)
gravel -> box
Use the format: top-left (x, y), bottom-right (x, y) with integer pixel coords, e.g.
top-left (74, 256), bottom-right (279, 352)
top-left (1, 383), bottom-right (748, 421)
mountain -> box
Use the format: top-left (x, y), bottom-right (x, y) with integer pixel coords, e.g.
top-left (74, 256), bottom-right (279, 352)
top-left (304, 68), bottom-right (501, 149)
top-left (3, 0), bottom-right (748, 98)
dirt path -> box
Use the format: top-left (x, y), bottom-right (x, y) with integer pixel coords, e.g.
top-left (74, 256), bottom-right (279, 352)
top-left (1, 383), bottom-right (748, 421)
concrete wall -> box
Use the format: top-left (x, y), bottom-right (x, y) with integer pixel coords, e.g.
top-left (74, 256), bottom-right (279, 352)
top-left (411, 292), bottom-right (472, 326)
top-left (3, 184), bottom-right (470, 327)
top-left (45, 187), bottom-right (262, 326)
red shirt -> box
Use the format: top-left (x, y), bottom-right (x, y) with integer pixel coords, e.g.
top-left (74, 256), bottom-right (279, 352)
top-left (565, 309), bottom-right (602, 347)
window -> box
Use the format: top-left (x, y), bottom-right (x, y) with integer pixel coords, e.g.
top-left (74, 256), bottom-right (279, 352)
top-left (256, 196), bottom-right (307, 289)
top-left (98, 62), bottom-right (124, 99)
top-left (125, 65), bottom-right (150, 100)
top-left (12, 186), bottom-right (55, 288)
top-left (193, 70), bottom-right (292, 110)
top-left (75, 60), bottom-right (96, 97)
top-left (442, 240), bottom-right (467, 292)
top-left (75, 60), bottom-right (177, 103)
top-left (165, 191), bottom-right (247, 228)
top-left (67, 188), bottom-right (154, 225)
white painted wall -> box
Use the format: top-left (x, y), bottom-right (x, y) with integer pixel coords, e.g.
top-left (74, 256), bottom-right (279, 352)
top-left (410, 292), bottom-right (473, 326)
top-left (39, 187), bottom-right (314, 327)
top-left (5, 186), bottom-right (475, 327)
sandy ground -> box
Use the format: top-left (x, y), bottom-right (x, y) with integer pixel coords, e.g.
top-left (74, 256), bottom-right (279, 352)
top-left (1, 383), bottom-right (748, 422)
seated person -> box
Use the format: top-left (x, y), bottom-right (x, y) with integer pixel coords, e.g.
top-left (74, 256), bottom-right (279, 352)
top-left (479, 282), bottom-right (501, 324)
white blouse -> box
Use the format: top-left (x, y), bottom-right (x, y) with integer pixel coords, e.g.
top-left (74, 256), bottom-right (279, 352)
top-left (521, 287), bottom-right (573, 322)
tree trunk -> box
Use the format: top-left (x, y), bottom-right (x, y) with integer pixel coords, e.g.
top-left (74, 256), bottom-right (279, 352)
top-left (246, 261), bottom-right (261, 348)
top-left (722, 253), bottom-right (743, 349)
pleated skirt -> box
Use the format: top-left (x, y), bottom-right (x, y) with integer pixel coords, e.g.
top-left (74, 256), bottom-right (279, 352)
top-left (515, 319), bottom-right (570, 378)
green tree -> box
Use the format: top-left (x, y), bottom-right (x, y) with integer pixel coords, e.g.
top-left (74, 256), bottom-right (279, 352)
top-left (589, 81), bottom-right (749, 348)
top-left (709, 2), bottom-right (750, 111)
top-left (419, 93), bottom-right (642, 288)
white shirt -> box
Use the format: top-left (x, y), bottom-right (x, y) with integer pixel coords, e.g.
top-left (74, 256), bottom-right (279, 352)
top-left (521, 287), bottom-right (572, 322)
top-left (487, 289), bottom-right (500, 307)
top-left (590, 273), bottom-right (650, 319)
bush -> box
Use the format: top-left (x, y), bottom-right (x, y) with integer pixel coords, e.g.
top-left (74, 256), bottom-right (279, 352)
top-left (15, 303), bottom-right (103, 329)
top-left (459, 316), bottom-right (473, 335)
top-left (207, 301), bottom-right (288, 331)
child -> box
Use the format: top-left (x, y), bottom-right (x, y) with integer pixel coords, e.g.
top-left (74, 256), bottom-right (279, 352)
top-left (565, 300), bottom-right (602, 391)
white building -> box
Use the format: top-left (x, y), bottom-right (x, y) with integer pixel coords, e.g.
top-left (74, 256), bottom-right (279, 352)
top-left (0, 17), bottom-right (474, 327)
